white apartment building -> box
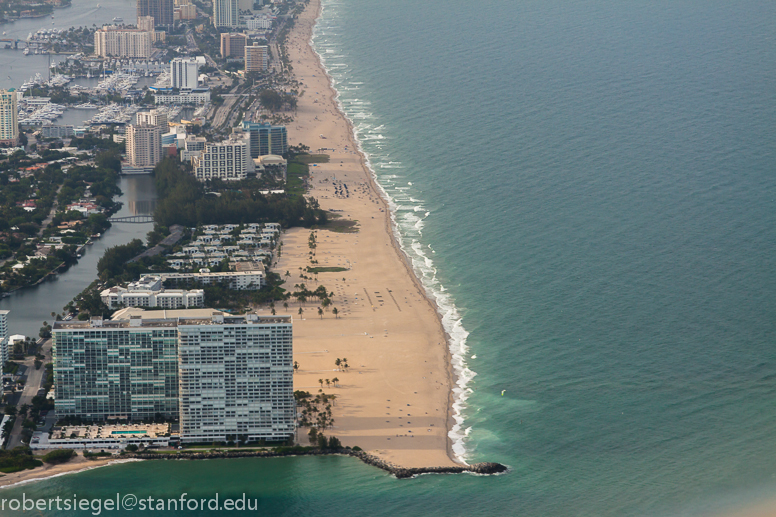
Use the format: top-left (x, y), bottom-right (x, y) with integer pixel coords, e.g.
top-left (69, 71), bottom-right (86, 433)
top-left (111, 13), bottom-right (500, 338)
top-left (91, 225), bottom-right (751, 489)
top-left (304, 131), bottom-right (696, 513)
top-left (153, 88), bottom-right (210, 105)
top-left (136, 109), bottom-right (169, 132)
top-left (0, 90), bottom-right (18, 146)
top-left (94, 27), bottom-right (152, 58)
top-left (177, 313), bottom-right (294, 443)
top-left (161, 270), bottom-right (265, 290)
top-left (0, 310), bottom-right (9, 365)
top-left (245, 16), bottom-right (272, 30)
top-left (181, 135), bottom-right (206, 161)
top-left (100, 286), bottom-right (204, 310)
top-left (192, 137), bottom-right (250, 181)
top-left (244, 43), bottom-right (268, 72)
top-left (213, 0), bottom-right (238, 28)
top-left (171, 56), bottom-right (206, 90)
top-left (126, 124), bottom-right (163, 168)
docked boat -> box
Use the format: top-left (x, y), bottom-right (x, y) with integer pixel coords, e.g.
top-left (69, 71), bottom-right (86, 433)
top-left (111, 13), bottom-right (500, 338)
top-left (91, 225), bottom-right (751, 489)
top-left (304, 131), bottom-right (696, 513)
top-left (113, 17), bottom-right (123, 22)
top-left (22, 48), bottom-right (29, 56)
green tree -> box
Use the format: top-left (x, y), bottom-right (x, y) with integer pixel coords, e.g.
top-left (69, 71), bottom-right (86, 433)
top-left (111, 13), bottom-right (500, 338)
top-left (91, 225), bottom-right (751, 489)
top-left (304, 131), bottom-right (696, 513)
top-left (42, 449), bottom-right (75, 464)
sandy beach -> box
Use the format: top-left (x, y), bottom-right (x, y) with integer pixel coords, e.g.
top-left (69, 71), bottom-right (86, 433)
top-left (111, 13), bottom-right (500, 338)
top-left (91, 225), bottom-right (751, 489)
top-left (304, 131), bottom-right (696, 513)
top-left (0, 456), bottom-right (131, 490)
top-left (278, 0), bottom-right (459, 468)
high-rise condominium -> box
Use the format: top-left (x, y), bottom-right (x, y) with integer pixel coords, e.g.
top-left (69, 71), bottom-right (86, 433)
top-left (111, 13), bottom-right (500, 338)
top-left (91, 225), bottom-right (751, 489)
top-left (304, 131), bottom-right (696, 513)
top-left (94, 27), bottom-right (152, 58)
top-left (137, 0), bottom-right (174, 27)
top-left (241, 122), bottom-right (288, 158)
top-left (0, 90), bottom-right (18, 146)
top-left (170, 56), bottom-right (205, 90)
top-left (53, 313), bottom-right (295, 443)
top-left (0, 310), bottom-right (9, 366)
top-left (220, 32), bottom-right (246, 58)
top-left (244, 43), bottom-right (268, 72)
top-left (213, 0), bottom-right (238, 28)
top-left (136, 109), bottom-right (169, 132)
top-left (126, 124), bottom-right (164, 168)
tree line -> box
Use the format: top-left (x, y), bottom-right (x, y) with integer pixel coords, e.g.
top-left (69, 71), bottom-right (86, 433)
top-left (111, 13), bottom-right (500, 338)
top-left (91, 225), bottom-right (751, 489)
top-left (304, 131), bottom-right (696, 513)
top-left (152, 158), bottom-right (327, 228)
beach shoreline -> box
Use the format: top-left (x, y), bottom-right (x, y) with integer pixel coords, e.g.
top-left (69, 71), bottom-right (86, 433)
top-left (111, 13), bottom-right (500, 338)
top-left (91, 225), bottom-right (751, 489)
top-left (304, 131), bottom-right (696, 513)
top-left (280, 0), bottom-right (464, 468)
top-left (304, 0), bottom-right (460, 464)
top-left (0, 457), bottom-right (138, 490)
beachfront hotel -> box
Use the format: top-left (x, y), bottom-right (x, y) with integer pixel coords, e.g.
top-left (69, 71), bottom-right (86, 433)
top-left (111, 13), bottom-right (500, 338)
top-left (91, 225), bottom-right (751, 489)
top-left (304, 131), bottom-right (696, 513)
top-left (0, 90), bottom-right (19, 146)
top-left (94, 27), bottom-right (152, 58)
top-left (241, 121), bottom-right (288, 158)
top-left (191, 133), bottom-right (251, 181)
top-left (53, 311), bottom-right (295, 443)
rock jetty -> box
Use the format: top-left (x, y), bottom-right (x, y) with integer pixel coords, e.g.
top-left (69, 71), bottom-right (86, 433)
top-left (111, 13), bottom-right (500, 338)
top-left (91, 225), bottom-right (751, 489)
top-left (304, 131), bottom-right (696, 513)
top-left (113, 447), bottom-right (508, 479)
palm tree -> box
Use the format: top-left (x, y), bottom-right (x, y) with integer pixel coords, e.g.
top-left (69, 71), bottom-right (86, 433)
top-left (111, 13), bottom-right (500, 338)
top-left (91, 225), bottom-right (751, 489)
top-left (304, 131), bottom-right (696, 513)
top-left (332, 308), bottom-right (339, 319)
top-left (335, 358), bottom-right (341, 369)
top-left (332, 377), bottom-right (339, 387)
top-left (298, 307), bottom-right (304, 318)
top-left (283, 302), bottom-right (288, 311)
top-left (271, 308), bottom-right (276, 315)
top-left (343, 358), bottom-right (349, 371)
top-left (293, 361), bottom-right (299, 372)
top-left (325, 379), bottom-right (331, 388)
top-left (317, 307), bottom-right (323, 319)
top-left (318, 379), bottom-right (324, 388)
top-left (285, 270), bottom-right (290, 279)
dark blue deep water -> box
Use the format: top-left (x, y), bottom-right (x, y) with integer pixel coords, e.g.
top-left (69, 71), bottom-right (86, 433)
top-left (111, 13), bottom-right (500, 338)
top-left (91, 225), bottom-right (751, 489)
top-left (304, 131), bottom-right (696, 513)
top-left (5, 1), bottom-right (775, 515)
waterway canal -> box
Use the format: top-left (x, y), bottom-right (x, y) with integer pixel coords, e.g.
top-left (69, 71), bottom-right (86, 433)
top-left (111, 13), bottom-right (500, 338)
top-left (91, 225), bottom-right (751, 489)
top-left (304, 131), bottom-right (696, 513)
top-left (0, 175), bottom-right (157, 336)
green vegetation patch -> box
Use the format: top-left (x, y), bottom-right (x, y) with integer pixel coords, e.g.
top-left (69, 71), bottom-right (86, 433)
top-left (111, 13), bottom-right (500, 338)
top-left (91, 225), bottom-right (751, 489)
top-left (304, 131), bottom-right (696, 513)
top-left (42, 449), bottom-right (76, 465)
top-left (306, 267), bottom-right (348, 273)
top-left (321, 218), bottom-right (359, 233)
top-left (286, 161), bottom-right (309, 197)
top-left (295, 154), bottom-right (330, 164)
top-left (83, 451), bottom-right (111, 458)
top-left (0, 447), bottom-right (43, 472)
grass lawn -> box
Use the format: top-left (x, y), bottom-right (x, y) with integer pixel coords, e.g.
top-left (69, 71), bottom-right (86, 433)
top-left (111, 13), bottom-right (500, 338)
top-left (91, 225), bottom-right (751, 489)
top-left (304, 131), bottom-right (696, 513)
top-left (306, 267), bottom-right (348, 273)
top-left (295, 154), bottom-right (330, 164)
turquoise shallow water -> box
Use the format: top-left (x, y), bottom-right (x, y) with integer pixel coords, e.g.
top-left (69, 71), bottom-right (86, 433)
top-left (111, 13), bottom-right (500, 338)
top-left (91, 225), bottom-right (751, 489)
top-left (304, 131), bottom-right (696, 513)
top-left (4, 0), bottom-right (775, 515)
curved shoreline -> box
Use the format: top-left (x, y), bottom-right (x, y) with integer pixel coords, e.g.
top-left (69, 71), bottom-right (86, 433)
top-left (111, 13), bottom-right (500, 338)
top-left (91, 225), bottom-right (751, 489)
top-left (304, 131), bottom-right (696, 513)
top-left (304, 0), bottom-right (469, 466)
top-left (0, 458), bottom-right (140, 490)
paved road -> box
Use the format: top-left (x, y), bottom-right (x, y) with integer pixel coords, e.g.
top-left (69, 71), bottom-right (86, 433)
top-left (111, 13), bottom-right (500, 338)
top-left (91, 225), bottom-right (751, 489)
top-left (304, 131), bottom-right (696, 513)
top-left (6, 339), bottom-right (52, 449)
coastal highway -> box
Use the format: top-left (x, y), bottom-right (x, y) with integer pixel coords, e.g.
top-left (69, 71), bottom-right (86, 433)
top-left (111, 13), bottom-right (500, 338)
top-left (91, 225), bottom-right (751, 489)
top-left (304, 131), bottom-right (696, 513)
top-left (6, 340), bottom-right (52, 450)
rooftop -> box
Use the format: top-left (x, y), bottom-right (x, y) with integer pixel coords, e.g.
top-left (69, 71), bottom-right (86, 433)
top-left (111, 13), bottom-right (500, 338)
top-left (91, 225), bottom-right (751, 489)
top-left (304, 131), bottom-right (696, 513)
top-left (54, 311), bottom-right (291, 330)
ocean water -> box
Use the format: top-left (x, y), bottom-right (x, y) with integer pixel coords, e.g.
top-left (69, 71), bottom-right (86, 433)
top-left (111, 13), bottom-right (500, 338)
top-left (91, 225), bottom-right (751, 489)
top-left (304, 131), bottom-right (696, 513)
top-left (5, 0), bottom-right (776, 515)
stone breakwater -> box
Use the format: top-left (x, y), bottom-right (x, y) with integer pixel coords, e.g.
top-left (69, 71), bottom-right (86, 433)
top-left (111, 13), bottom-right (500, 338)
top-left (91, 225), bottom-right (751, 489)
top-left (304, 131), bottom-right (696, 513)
top-left (111, 448), bottom-right (508, 479)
